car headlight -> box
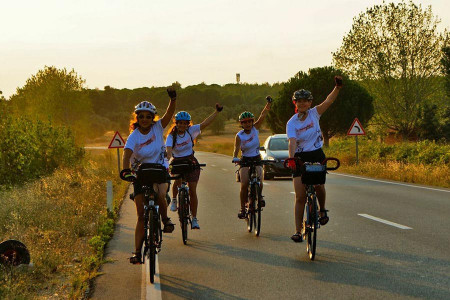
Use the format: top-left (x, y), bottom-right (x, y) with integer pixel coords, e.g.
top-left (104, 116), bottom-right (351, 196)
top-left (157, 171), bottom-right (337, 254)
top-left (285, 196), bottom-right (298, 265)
top-left (266, 156), bottom-right (277, 162)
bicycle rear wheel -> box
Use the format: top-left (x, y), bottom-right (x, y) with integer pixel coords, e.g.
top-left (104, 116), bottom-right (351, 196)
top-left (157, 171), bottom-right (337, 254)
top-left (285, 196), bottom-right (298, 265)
top-left (178, 189), bottom-right (189, 245)
top-left (149, 209), bottom-right (157, 283)
top-left (254, 184), bottom-right (262, 236)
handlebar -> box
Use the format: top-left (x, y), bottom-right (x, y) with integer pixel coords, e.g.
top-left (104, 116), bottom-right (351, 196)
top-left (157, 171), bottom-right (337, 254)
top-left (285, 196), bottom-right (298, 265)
top-left (232, 159), bottom-right (276, 166)
top-left (283, 157), bottom-right (340, 171)
top-left (322, 157), bottom-right (340, 171)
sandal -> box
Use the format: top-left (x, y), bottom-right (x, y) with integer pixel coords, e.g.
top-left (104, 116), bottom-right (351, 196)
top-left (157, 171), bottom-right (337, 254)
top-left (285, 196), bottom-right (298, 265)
top-left (291, 232), bottom-right (303, 243)
top-left (237, 209), bottom-right (247, 219)
top-left (163, 217), bottom-right (175, 233)
top-left (129, 252), bottom-right (142, 264)
top-left (319, 210), bottom-right (329, 226)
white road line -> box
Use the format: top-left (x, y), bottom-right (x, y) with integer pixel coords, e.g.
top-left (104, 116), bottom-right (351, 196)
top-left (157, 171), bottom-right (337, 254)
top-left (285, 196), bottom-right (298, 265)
top-left (358, 214), bottom-right (412, 230)
top-left (211, 164), bottom-right (216, 167)
top-left (333, 173), bottom-right (450, 193)
top-left (197, 151), bottom-right (232, 158)
top-left (290, 192), bottom-right (295, 194)
top-left (263, 183), bottom-right (270, 185)
top-left (142, 254), bottom-right (162, 300)
top-left (222, 168), bottom-right (228, 171)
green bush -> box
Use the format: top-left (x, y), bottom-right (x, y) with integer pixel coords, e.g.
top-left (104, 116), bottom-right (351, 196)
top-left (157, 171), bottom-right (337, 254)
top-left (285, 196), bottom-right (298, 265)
top-left (0, 116), bottom-right (84, 186)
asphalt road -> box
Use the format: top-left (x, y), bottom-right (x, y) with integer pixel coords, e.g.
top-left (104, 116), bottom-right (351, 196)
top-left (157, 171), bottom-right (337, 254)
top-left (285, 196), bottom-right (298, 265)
top-left (91, 151), bottom-right (450, 300)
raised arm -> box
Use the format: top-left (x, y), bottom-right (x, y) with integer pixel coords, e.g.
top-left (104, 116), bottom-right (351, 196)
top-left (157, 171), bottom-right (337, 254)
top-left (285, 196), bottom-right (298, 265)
top-left (161, 88), bottom-right (177, 128)
top-left (200, 103), bottom-right (223, 130)
top-left (233, 134), bottom-right (241, 158)
top-left (254, 96), bottom-right (272, 129)
top-left (316, 76), bottom-right (343, 115)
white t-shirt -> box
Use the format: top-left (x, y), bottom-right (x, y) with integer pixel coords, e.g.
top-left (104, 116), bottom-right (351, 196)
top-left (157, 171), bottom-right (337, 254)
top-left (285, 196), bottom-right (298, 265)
top-left (124, 120), bottom-right (167, 166)
top-left (237, 127), bottom-right (260, 157)
top-left (165, 124), bottom-right (201, 158)
top-left (286, 107), bottom-right (324, 153)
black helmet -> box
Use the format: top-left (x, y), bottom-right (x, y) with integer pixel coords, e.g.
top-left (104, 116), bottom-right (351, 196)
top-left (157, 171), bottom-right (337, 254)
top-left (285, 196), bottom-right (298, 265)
top-left (292, 89), bottom-right (313, 101)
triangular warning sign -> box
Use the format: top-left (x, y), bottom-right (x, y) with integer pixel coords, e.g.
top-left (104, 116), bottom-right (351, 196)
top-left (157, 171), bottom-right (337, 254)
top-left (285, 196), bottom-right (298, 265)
top-left (108, 131), bottom-right (126, 148)
top-left (347, 118), bottom-right (366, 136)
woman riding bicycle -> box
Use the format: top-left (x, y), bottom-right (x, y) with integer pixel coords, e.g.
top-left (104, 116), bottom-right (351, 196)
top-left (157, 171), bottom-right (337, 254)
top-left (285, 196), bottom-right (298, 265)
top-left (120, 88), bottom-right (177, 264)
top-left (286, 76), bottom-right (343, 242)
top-left (166, 103), bottom-right (223, 230)
top-left (232, 97), bottom-right (272, 219)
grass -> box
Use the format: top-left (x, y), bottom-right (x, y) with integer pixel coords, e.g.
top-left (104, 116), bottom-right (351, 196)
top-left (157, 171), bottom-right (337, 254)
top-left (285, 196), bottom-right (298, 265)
top-left (0, 153), bottom-right (129, 299)
top-left (196, 121), bottom-right (449, 188)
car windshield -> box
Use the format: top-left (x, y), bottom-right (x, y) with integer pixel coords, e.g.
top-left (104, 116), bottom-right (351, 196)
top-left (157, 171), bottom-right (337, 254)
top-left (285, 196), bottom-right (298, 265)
top-left (268, 138), bottom-right (288, 151)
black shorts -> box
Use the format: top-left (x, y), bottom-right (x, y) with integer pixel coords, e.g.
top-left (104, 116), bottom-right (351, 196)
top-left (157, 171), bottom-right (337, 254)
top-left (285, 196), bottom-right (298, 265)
top-left (171, 155), bottom-right (201, 182)
top-left (133, 164), bottom-right (170, 196)
top-left (292, 148), bottom-right (326, 178)
top-left (241, 155), bottom-right (262, 164)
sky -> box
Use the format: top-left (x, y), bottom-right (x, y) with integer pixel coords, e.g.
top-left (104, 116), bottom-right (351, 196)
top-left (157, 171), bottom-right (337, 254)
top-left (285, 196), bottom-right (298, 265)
top-left (0, 0), bottom-right (449, 99)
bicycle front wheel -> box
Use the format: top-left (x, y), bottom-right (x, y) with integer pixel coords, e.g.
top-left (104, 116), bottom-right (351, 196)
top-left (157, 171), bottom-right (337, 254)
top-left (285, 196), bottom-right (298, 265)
top-left (149, 209), bottom-right (157, 283)
top-left (247, 185), bottom-right (256, 233)
top-left (254, 183), bottom-right (262, 236)
top-left (178, 189), bottom-right (189, 245)
top-left (307, 194), bottom-right (318, 260)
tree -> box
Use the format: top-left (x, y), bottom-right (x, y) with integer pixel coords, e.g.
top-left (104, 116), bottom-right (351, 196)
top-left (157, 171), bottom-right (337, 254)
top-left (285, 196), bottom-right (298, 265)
top-left (9, 66), bottom-right (93, 141)
top-left (267, 67), bottom-right (374, 146)
top-left (443, 47), bottom-right (450, 97)
top-left (333, 0), bottom-right (449, 138)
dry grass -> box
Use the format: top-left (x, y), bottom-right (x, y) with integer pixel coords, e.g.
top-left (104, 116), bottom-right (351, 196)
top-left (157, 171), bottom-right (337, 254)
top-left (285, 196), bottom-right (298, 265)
top-left (334, 158), bottom-right (450, 188)
top-left (195, 122), bottom-right (449, 188)
top-left (0, 153), bottom-right (129, 299)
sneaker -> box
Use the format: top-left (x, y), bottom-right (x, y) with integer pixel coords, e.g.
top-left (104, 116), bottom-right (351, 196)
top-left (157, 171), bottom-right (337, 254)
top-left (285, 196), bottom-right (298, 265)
top-left (191, 217), bottom-right (200, 229)
top-left (170, 198), bottom-right (178, 212)
top-left (260, 197), bottom-right (266, 208)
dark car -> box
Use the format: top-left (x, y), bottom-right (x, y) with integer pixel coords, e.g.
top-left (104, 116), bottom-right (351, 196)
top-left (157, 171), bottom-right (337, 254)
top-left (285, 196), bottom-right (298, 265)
top-left (259, 134), bottom-right (291, 179)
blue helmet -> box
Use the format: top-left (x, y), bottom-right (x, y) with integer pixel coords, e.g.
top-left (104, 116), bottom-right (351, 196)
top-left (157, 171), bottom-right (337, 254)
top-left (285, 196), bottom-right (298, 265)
top-left (175, 111), bottom-right (191, 121)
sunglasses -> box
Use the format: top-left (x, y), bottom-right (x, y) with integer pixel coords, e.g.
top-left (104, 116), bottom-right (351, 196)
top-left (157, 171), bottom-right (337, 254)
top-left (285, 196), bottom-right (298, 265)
top-left (138, 114), bottom-right (153, 120)
top-left (240, 120), bottom-right (253, 124)
top-left (294, 99), bottom-right (312, 103)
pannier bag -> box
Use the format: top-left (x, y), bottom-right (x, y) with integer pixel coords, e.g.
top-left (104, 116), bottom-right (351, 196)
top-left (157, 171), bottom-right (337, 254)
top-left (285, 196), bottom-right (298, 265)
top-left (137, 163), bottom-right (168, 184)
top-left (301, 163), bottom-right (327, 185)
top-left (170, 159), bottom-right (195, 175)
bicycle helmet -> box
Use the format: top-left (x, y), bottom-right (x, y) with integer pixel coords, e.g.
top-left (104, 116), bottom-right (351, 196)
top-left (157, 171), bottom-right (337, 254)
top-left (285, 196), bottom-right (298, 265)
top-left (134, 101), bottom-right (157, 114)
top-left (175, 111), bottom-right (191, 121)
top-left (292, 89), bottom-right (313, 101)
top-left (239, 111), bottom-right (255, 122)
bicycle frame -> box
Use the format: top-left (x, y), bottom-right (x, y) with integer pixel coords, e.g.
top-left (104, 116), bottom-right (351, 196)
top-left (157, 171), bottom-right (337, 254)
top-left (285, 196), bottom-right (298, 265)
top-left (169, 162), bottom-right (206, 244)
top-left (237, 159), bottom-right (274, 236)
top-left (283, 156), bottom-right (340, 261)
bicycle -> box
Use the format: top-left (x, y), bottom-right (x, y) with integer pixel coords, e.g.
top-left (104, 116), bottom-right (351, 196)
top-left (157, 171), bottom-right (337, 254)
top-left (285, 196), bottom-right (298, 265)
top-left (169, 160), bottom-right (206, 245)
top-left (122, 163), bottom-right (170, 284)
top-left (284, 157), bottom-right (340, 260)
top-left (234, 159), bottom-right (274, 236)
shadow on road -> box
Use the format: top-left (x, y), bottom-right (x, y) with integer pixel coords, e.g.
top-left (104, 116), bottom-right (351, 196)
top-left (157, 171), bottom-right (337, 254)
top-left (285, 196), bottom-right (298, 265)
top-left (160, 274), bottom-right (246, 300)
top-left (187, 239), bottom-right (450, 299)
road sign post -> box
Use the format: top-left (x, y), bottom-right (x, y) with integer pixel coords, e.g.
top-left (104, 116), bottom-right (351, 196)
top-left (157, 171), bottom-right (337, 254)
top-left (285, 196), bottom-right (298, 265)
top-left (108, 131), bottom-right (126, 174)
top-left (347, 118), bottom-right (366, 165)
